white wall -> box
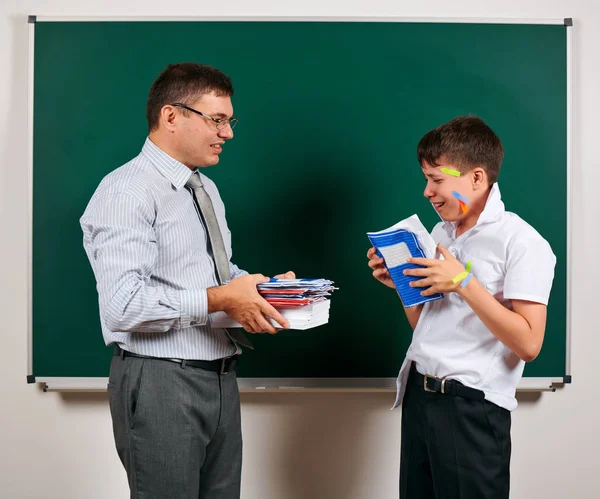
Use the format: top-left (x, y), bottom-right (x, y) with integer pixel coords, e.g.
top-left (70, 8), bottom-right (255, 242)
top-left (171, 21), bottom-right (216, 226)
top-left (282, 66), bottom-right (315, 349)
top-left (1, 1), bottom-right (598, 498)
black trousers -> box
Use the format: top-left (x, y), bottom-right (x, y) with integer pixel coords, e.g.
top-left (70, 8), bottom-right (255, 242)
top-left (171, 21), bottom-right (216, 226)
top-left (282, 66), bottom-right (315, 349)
top-left (400, 366), bottom-right (511, 499)
top-left (108, 353), bottom-right (242, 499)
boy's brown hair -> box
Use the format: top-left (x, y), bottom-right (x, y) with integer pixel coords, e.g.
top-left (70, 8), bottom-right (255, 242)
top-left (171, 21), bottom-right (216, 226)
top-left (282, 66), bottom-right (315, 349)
top-left (417, 116), bottom-right (504, 185)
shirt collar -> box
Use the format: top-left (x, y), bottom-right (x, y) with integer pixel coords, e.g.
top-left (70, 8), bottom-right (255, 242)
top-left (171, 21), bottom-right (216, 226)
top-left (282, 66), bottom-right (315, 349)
top-left (141, 137), bottom-right (194, 190)
top-left (442, 182), bottom-right (505, 237)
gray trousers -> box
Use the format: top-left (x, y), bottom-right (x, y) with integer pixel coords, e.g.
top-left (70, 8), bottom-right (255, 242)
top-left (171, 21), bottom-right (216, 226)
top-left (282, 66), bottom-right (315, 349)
top-left (108, 354), bottom-right (242, 499)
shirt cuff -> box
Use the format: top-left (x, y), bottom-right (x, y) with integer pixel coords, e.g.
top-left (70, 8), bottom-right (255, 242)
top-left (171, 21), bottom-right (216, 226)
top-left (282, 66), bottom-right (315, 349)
top-left (179, 289), bottom-right (209, 327)
top-left (504, 292), bottom-right (549, 306)
top-left (230, 265), bottom-right (248, 280)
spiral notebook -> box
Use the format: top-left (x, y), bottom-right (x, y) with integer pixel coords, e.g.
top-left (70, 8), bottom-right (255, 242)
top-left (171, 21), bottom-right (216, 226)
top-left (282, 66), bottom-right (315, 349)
top-left (367, 215), bottom-right (444, 307)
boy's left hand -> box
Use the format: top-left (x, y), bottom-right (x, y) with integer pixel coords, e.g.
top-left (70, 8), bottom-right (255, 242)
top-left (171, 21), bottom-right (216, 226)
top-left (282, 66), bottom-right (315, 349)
top-left (403, 243), bottom-right (467, 296)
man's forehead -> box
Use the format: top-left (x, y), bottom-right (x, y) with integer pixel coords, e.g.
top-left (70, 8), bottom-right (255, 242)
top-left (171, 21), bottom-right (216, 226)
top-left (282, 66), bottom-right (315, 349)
top-left (193, 93), bottom-right (233, 114)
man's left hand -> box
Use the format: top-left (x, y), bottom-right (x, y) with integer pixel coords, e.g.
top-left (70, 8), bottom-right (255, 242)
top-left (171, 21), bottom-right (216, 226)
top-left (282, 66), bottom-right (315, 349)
top-left (403, 244), bottom-right (467, 296)
top-left (273, 271), bottom-right (296, 279)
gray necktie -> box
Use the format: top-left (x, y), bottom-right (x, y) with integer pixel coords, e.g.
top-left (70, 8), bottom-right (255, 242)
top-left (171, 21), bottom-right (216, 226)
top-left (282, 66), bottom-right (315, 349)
top-left (186, 172), bottom-right (253, 350)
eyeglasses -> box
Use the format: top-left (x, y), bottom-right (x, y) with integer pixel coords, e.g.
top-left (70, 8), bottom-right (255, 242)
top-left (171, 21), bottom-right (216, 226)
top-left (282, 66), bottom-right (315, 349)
top-left (171, 103), bottom-right (238, 130)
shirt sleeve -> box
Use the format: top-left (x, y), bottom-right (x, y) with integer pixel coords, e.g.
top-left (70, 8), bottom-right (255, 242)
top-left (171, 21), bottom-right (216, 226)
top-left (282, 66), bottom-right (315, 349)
top-left (503, 229), bottom-right (556, 305)
top-left (80, 191), bottom-right (208, 333)
top-left (229, 262), bottom-right (248, 280)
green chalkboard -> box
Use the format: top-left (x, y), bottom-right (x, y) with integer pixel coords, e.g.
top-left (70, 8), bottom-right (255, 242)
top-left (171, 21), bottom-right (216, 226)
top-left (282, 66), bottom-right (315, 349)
top-left (30, 20), bottom-right (569, 384)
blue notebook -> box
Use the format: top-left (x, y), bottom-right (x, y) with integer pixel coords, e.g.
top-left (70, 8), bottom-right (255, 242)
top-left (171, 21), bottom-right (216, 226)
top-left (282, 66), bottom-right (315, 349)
top-left (367, 226), bottom-right (444, 307)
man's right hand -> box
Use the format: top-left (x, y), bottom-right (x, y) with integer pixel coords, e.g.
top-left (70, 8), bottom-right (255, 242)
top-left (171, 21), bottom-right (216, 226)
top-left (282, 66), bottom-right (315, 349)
top-left (207, 274), bottom-right (289, 334)
top-left (367, 247), bottom-right (396, 289)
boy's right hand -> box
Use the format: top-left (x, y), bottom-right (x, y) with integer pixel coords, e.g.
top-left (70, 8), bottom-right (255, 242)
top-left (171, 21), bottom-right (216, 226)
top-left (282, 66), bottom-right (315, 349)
top-left (208, 274), bottom-right (289, 334)
top-left (367, 247), bottom-right (396, 289)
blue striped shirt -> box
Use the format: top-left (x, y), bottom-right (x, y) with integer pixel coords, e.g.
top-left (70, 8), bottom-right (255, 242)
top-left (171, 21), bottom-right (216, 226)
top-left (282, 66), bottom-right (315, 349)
top-left (80, 138), bottom-right (245, 360)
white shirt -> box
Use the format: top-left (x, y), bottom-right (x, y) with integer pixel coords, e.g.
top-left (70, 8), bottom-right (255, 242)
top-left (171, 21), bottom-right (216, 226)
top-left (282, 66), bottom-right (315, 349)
top-left (393, 183), bottom-right (556, 411)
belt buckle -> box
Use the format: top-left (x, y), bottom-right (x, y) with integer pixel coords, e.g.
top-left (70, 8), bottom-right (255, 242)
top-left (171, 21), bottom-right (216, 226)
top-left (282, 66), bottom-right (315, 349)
top-left (423, 374), bottom-right (446, 394)
top-left (220, 358), bottom-right (229, 375)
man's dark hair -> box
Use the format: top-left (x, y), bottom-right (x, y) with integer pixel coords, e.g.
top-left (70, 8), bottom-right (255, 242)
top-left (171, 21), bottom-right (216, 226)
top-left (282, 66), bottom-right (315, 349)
top-left (146, 62), bottom-right (234, 132)
top-left (417, 116), bottom-right (504, 185)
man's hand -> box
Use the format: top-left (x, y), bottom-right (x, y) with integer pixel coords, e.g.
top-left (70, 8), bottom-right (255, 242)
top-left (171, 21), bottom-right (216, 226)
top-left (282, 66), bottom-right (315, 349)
top-left (367, 247), bottom-right (396, 289)
top-left (208, 274), bottom-right (289, 334)
top-left (403, 243), bottom-right (467, 296)
top-left (273, 271), bottom-right (296, 279)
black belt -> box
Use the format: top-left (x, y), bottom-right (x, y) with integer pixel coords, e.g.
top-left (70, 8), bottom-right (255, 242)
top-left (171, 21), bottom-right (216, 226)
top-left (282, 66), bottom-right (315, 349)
top-left (114, 345), bottom-right (239, 375)
top-left (409, 364), bottom-right (485, 402)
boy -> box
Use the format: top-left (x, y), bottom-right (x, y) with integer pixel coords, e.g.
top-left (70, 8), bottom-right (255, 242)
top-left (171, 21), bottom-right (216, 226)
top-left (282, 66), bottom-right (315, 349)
top-left (367, 116), bottom-right (556, 499)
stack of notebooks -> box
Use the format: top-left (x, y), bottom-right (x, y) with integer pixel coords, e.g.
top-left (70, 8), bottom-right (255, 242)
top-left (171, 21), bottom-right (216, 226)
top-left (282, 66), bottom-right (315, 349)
top-left (210, 278), bottom-right (337, 330)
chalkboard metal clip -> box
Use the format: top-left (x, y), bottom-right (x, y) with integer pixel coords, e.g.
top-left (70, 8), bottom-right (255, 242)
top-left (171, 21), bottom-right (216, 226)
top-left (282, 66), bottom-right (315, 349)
top-left (28, 15), bottom-right (37, 24)
top-left (564, 18), bottom-right (573, 27)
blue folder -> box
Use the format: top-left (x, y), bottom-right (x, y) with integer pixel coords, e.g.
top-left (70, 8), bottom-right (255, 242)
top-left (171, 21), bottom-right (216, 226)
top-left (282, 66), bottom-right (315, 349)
top-left (368, 228), bottom-right (444, 307)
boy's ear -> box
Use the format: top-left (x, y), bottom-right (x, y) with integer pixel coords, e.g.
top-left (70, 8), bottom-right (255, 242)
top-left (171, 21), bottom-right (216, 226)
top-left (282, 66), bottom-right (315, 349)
top-left (471, 168), bottom-right (487, 190)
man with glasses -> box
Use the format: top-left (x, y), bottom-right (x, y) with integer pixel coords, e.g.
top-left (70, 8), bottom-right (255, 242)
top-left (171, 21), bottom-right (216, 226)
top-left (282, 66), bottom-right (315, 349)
top-left (81, 62), bottom-right (294, 499)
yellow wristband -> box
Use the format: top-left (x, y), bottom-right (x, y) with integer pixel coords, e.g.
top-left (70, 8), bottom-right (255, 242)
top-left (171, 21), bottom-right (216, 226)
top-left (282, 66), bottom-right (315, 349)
top-left (451, 271), bottom-right (469, 284)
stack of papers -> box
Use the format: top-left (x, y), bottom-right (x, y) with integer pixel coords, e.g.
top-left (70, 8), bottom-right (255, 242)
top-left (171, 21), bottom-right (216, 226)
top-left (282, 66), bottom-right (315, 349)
top-left (210, 278), bottom-right (337, 330)
top-left (258, 278), bottom-right (335, 307)
top-left (367, 214), bottom-right (444, 308)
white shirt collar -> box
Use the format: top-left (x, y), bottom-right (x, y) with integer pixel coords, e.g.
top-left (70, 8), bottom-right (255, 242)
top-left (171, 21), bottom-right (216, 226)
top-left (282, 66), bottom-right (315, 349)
top-left (141, 137), bottom-right (194, 191)
top-left (442, 182), bottom-right (505, 238)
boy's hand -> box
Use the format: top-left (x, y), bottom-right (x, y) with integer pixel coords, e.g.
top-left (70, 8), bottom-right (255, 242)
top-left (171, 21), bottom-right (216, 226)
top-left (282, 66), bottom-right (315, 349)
top-left (367, 247), bottom-right (396, 289)
top-left (403, 244), bottom-right (467, 295)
